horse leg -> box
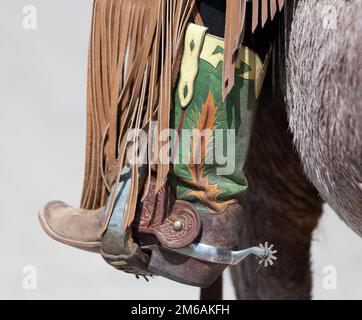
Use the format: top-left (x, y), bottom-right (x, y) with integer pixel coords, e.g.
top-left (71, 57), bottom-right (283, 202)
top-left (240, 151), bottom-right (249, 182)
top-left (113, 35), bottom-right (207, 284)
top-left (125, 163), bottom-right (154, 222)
top-left (285, 0), bottom-right (362, 236)
top-left (230, 91), bottom-right (323, 300)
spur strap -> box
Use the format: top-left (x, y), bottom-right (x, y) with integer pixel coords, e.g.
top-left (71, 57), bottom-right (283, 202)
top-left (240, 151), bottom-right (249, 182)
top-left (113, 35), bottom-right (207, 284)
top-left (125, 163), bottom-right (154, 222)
top-left (136, 180), bottom-right (201, 249)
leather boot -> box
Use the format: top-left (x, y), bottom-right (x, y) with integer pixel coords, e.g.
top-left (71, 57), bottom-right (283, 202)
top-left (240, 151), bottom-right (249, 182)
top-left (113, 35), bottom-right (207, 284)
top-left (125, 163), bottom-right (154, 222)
top-left (39, 1), bottom-right (279, 287)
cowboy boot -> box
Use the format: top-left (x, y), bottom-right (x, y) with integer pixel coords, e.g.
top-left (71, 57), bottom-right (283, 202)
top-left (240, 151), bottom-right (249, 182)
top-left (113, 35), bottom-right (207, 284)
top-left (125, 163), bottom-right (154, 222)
top-left (39, 21), bottom-right (276, 285)
top-left (39, 1), bottom-right (279, 287)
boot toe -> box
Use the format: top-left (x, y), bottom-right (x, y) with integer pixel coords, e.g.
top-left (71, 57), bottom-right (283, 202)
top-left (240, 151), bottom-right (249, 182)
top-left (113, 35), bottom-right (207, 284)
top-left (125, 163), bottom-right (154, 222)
top-left (38, 200), bottom-right (70, 236)
top-left (40, 201), bottom-right (71, 225)
top-left (38, 201), bottom-right (102, 252)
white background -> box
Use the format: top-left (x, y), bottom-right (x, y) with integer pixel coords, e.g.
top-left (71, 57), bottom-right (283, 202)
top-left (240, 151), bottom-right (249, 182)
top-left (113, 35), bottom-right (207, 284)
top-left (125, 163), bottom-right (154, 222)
top-left (0, 0), bottom-right (361, 299)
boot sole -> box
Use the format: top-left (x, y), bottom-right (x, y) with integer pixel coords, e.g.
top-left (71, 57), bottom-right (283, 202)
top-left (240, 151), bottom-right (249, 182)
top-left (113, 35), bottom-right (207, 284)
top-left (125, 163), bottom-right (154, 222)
top-left (38, 208), bottom-right (101, 253)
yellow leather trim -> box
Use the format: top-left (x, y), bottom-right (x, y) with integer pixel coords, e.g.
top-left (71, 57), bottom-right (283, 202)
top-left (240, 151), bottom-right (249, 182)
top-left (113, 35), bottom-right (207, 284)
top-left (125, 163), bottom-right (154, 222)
top-left (178, 23), bottom-right (208, 108)
top-left (236, 47), bottom-right (264, 98)
top-left (200, 33), bottom-right (265, 98)
top-left (200, 36), bottom-right (225, 69)
top-left (178, 23), bottom-right (266, 101)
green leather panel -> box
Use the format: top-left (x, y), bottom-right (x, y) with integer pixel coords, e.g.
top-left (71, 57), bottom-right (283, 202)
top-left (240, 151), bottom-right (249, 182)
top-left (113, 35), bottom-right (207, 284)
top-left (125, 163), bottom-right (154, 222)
top-left (171, 23), bottom-right (265, 213)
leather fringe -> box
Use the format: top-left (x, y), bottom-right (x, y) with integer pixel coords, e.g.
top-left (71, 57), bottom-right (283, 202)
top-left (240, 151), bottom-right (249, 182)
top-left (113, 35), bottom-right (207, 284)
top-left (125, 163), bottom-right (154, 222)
top-left (80, 0), bottom-right (197, 232)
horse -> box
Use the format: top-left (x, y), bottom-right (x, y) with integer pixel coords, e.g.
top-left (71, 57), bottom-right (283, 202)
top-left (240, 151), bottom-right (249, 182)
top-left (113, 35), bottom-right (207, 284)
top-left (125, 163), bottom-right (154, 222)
top-left (230, 0), bottom-right (362, 299)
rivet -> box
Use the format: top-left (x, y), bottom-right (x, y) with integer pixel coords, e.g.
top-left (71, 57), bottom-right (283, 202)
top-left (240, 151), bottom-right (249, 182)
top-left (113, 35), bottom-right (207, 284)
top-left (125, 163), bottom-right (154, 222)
top-left (173, 219), bottom-right (183, 231)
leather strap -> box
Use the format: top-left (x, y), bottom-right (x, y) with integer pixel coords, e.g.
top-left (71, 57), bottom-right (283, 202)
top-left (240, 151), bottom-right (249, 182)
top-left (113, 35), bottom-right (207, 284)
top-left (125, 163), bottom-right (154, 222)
top-left (193, 5), bottom-right (205, 26)
top-left (136, 178), bottom-right (201, 249)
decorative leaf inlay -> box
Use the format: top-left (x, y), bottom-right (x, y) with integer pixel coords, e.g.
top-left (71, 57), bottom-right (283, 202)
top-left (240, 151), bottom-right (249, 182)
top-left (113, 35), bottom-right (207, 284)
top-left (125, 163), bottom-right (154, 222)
top-left (182, 90), bottom-right (234, 212)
